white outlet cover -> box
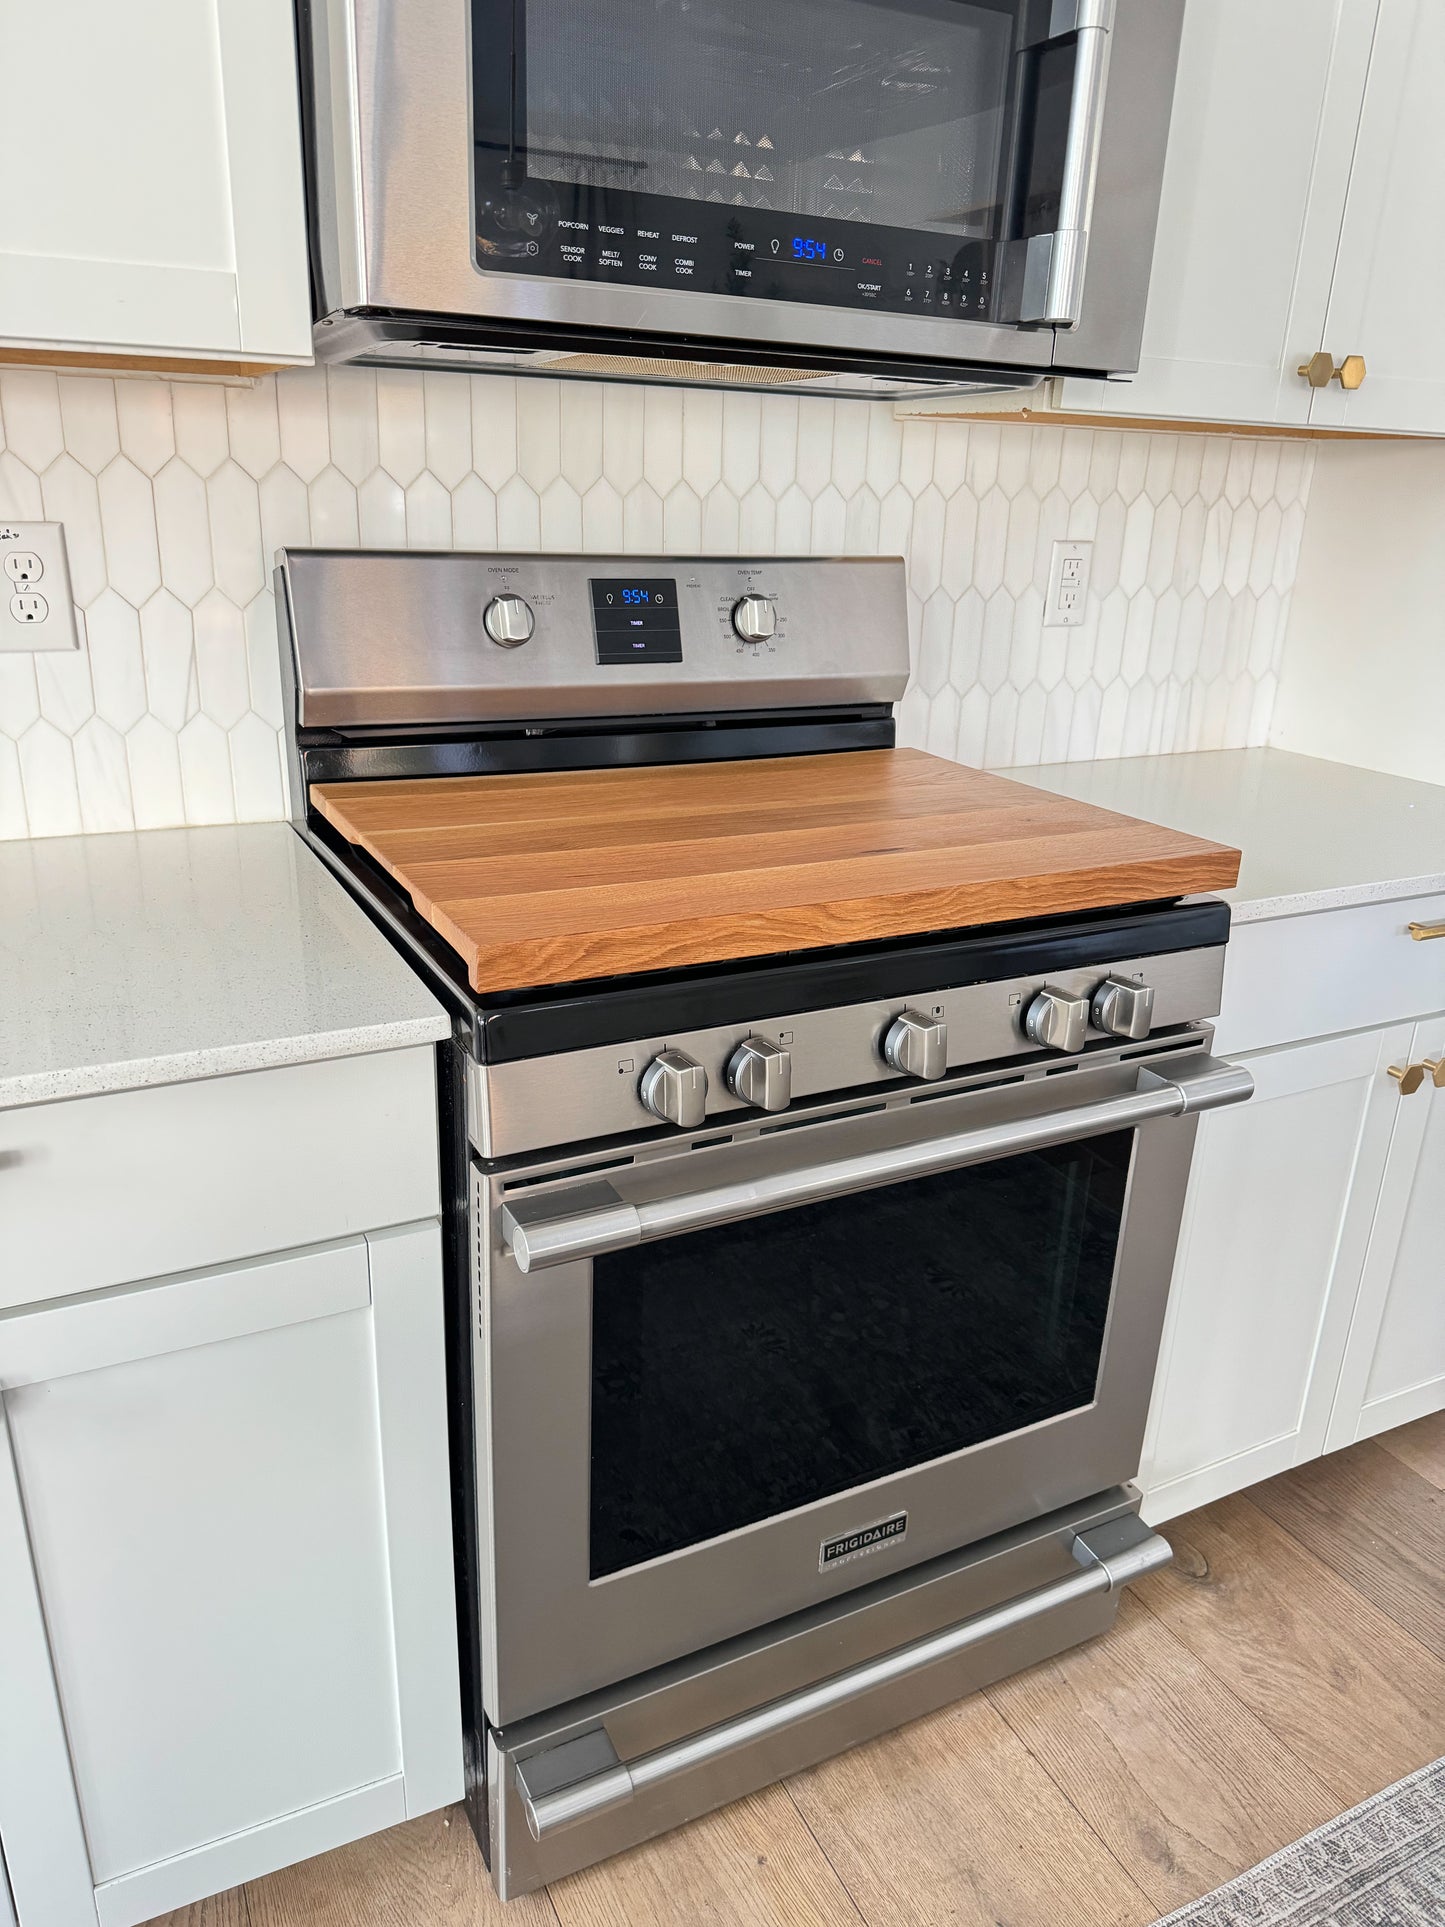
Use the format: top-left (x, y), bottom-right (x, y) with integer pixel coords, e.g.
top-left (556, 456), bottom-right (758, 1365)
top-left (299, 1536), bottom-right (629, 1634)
top-left (1044, 539), bottom-right (1093, 629)
top-left (0, 522), bottom-right (80, 652)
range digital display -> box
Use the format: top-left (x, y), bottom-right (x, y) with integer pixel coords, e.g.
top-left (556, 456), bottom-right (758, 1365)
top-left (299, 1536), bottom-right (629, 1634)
top-left (591, 578), bottom-right (684, 665)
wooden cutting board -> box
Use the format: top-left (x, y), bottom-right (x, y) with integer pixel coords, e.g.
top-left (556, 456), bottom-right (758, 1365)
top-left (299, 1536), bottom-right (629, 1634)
top-left (311, 749), bottom-right (1241, 993)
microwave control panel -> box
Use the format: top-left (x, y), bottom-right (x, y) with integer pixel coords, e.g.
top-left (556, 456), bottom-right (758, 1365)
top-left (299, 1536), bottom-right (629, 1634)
top-left (475, 189), bottom-right (999, 323)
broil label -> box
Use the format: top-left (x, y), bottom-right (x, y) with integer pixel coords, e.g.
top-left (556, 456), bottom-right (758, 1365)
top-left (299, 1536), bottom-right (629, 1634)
top-left (820, 1511), bottom-right (908, 1572)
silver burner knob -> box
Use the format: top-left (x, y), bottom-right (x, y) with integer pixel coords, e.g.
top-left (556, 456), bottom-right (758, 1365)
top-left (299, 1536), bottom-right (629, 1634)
top-left (882, 1010), bottom-right (948, 1081)
top-left (1092, 976), bottom-right (1156, 1041)
top-left (726, 1035), bottom-right (792, 1112)
top-left (483, 593), bottom-right (535, 648)
top-left (639, 1049), bottom-right (708, 1129)
top-left (1024, 986), bottom-right (1091, 1054)
top-left (731, 593), bottom-right (777, 643)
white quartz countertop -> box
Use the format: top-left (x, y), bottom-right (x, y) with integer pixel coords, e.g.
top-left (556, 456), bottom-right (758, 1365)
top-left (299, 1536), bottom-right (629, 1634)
top-left (1004, 747), bottom-right (1445, 922)
top-left (0, 823), bottom-right (449, 1109)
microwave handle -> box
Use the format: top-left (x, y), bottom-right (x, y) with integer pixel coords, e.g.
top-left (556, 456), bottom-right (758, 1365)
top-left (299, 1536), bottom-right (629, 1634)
top-left (500, 1053), bottom-right (1253, 1274)
top-left (1018, 0), bottom-right (1116, 327)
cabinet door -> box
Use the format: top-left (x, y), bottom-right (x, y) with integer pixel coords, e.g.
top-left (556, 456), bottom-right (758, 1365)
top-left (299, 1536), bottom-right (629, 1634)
top-left (1140, 1025), bottom-right (1409, 1525)
top-left (1308, 0), bottom-right (1445, 433)
top-left (0, 0), bottom-right (310, 366)
top-left (1327, 1015), bottom-right (1445, 1447)
top-left (1058, 0), bottom-right (1378, 427)
top-left (0, 1229), bottom-right (460, 1927)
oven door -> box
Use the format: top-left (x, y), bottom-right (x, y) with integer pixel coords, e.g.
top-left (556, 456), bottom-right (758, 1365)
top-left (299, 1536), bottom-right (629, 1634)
top-left (477, 1040), bottom-right (1248, 1723)
top-left (309, 0), bottom-right (1181, 379)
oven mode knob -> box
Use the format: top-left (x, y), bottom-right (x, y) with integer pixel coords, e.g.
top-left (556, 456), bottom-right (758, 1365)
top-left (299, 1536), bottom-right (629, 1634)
top-left (639, 1050), bottom-right (708, 1129)
top-left (483, 593), bottom-right (535, 648)
top-left (883, 1010), bottom-right (948, 1081)
top-left (1092, 976), bottom-right (1156, 1041)
top-left (1024, 986), bottom-right (1090, 1054)
top-left (731, 593), bottom-right (777, 643)
top-left (726, 1035), bottom-right (792, 1112)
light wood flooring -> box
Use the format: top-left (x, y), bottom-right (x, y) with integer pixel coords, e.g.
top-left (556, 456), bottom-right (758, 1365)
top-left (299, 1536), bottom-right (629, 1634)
top-left (153, 1413), bottom-right (1445, 1927)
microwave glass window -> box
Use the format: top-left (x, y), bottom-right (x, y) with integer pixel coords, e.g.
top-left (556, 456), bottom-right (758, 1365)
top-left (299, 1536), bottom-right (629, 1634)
top-left (588, 1129), bottom-right (1132, 1579)
top-left (470, 0), bottom-right (1066, 322)
top-left (520, 0), bottom-right (1013, 238)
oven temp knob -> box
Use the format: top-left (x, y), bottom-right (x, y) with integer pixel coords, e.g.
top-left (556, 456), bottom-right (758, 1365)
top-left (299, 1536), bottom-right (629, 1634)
top-left (483, 593), bottom-right (535, 648)
top-left (639, 1049), bottom-right (709, 1129)
top-left (730, 593), bottom-right (777, 643)
top-left (882, 1010), bottom-right (948, 1081)
top-left (1092, 975), bottom-right (1156, 1041)
top-left (1024, 986), bottom-right (1090, 1054)
top-left (726, 1035), bottom-right (792, 1112)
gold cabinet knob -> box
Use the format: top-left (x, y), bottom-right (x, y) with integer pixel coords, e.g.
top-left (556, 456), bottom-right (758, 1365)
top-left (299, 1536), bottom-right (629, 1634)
top-left (1389, 1063), bottom-right (1426, 1095)
top-left (1424, 1059), bottom-right (1445, 1089)
top-left (1298, 351), bottom-right (1367, 390)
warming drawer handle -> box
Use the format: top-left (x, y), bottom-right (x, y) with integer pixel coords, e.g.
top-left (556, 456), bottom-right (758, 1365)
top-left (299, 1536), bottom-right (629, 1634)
top-left (512, 1514), bottom-right (1172, 1841)
top-left (500, 1055), bottom-right (1255, 1274)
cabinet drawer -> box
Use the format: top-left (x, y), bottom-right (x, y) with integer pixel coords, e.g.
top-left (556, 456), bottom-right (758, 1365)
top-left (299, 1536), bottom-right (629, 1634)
top-left (1215, 892), bottom-right (1445, 1055)
top-left (0, 1049), bottom-right (438, 1309)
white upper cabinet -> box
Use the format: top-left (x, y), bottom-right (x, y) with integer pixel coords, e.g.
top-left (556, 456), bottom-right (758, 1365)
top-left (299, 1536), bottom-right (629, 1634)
top-left (1060, 0), bottom-right (1445, 434)
top-left (1062, 0), bottom-right (1377, 429)
top-left (0, 0), bottom-right (311, 368)
top-left (1307, 2), bottom-right (1445, 433)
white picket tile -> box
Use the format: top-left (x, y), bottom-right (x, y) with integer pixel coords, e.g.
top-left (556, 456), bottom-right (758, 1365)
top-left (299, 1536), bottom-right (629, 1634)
top-left (0, 734), bottom-right (28, 839)
top-left (57, 376), bottom-right (120, 472)
top-left (125, 713), bottom-right (187, 829)
top-left (423, 372), bottom-right (473, 487)
top-left (358, 468), bottom-right (407, 548)
top-left (114, 378), bottom-right (177, 475)
top-left (229, 712), bottom-right (285, 820)
top-left (178, 712), bottom-right (236, 824)
top-left (73, 716), bottom-right (136, 834)
top-left (207, 461), bottom-right (265, 604)
top-left (40, 453), bottom-right (107, 606)
top-left (172, 383), bottom-right (231, 478)
top-left (16, 719), bottom-right (82, 837)
top-left (95, 456), bottom-right (161, 607)
top-left (377, 370), bottom-right (428, 486)
top-left (406, 473), bottom-right (454, 548)
top-left (85, 589), bottom-right (148, 733)
top-left (276, 368), bottom-right (332, 482)
top-left (139, 588), bottom-right (196, 734)
top-left (225, 379), bottom-right (282, 480)
top-left (1, 371), bottom-right (64, 471)
top-left (193, 590), bottom-right (252, 729)
top-left (154, 458), bottom-right (215, 606)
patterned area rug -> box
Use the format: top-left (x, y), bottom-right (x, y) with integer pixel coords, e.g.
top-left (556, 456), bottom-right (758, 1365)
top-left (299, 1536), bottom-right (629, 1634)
top-left (1156, 1757), bottom-right (1445, 1925)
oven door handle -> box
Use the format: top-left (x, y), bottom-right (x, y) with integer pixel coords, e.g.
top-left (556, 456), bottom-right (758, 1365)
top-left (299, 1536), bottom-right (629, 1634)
top-left (501, 1053), bottom-right (1253, 1274)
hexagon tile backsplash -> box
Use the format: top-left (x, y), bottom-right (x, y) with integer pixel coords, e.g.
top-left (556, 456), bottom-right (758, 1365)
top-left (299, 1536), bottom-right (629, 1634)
top-left (0, 366), bottom-right (1314, 840)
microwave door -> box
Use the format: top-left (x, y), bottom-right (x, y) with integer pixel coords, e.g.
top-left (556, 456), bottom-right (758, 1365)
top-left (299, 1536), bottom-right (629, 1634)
top-left (471, 0), bottom-right (1113, 336)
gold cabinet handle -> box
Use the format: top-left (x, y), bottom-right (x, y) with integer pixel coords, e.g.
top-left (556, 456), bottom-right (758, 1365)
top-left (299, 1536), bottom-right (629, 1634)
top-left (1298, 351), bottom-right (1367, 390)
top-left (1424, 1059), bottom-right (1445, 1089)
top-left (1408, 920), bottom-right (1445, 941)
top-left (1389, 1063), bottom-right (1426, 1095)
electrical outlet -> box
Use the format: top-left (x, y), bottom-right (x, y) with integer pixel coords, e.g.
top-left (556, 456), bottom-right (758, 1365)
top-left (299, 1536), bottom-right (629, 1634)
top-left (0, 523), bottom-right (80, 652)
top-left (1044, 540), bottom-right (1093, 628)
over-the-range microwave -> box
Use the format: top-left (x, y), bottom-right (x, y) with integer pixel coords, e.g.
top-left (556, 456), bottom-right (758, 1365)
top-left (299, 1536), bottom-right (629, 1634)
top-left (297, 0), bottom-right (1183, 399)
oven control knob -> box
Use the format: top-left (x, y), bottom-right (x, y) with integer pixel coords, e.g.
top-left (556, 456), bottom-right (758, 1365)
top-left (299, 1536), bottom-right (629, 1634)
top-left (1024, 986), bottom-right (1090, 1054)
top-left (726, 1035), bottom-right (792, 1112)
top-left (1092, 975), bottom-right (1156, 1041)
top-left (483, 593), bottom-right (535, 648)
top-left (731, 593), bottom-right (777, 643)
top-left (882, 1010), bottom-right (948, 1082)
top-left (639, 1050), bottom-right (709, 1129)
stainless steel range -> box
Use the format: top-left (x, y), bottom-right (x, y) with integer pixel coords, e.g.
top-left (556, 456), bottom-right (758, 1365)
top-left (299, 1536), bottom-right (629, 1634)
top-left (277, 549), bottom-right (1252, 1898)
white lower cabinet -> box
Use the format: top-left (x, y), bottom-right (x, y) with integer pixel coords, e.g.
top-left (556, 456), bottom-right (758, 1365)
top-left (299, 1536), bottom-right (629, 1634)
top-left (1141, 886), bottom-right (1445, 1524)
top-left (1140, 1024), bottom-right (1410, 1524)
top-left (0, 1056), bottom-right (462, 1927)
top-left (1328, 1015), bottom-right (1445, 1446)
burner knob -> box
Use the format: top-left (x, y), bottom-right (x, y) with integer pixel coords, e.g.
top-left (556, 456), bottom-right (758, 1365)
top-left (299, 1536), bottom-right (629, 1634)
top-left (1092, 976), bottom-right (1156, 1041)
top-left (483, 593), bottom-right (535, 648)
top-left (1024, 986), bottom-right (1090, 1054)
top-left (726, 1035), bottom-right (792, 1112)
top-left (731, 593), bottom-right (777, 643)
top-left (882, 1010), bottom-right (948, 1081)
top-left (639, 1050), bottom-right (708, 1129)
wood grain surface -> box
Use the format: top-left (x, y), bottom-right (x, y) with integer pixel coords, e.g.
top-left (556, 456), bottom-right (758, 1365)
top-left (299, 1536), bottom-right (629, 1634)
top-left (147, 1416), bottom-right (1445, 1927)
top-left (311, 749), bottom-right (1241, 991)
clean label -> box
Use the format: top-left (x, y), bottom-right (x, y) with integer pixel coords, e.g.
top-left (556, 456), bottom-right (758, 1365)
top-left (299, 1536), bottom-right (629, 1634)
top-left (820, 1511), bottom-right (908, 1571)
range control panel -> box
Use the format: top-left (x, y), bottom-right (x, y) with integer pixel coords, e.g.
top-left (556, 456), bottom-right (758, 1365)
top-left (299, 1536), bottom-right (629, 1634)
top-left (283, 552), bottom-right (910, 730)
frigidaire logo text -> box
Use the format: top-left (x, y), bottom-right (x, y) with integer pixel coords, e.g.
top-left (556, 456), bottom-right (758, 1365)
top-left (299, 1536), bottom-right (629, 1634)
top-left (819, 1512), bottom-right (908, 1571)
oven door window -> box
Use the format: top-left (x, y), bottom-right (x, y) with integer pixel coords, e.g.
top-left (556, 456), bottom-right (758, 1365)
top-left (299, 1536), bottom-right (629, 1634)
top-left (471, 0), bottom-right (1078, 323)
top-left (589, 1128), bottom-right (1132, 1579)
